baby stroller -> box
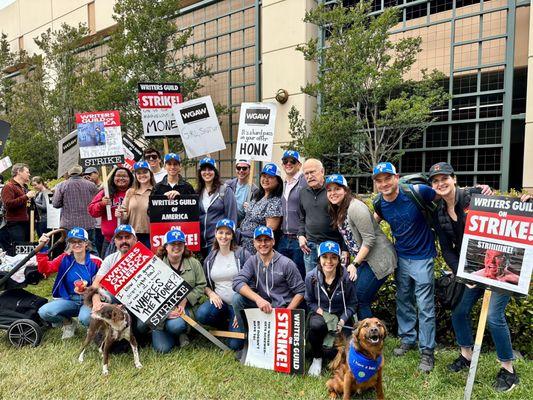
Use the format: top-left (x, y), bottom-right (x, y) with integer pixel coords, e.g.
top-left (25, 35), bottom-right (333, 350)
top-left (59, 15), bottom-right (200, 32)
top-left (0, 229), bottom-right (66, 347)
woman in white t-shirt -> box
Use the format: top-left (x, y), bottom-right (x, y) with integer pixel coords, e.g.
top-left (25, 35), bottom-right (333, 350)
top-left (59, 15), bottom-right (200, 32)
top-left (196, 218), bottom-right (251, 350)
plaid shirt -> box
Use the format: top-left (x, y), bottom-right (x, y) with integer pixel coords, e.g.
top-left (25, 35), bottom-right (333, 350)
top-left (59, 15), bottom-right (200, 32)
top-left (52, 176), bottom-right (99, 230)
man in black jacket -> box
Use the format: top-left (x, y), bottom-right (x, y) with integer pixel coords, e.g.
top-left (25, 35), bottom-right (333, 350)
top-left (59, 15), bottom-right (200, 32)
top-left (151, 153), bottom-right (195, 199)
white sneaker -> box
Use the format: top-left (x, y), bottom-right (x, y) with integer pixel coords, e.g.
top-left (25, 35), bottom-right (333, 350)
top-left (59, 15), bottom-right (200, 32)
top-left (179, 333), bottom-right (190, 347)
top-left (61, 321), bottom-right (77, 339)
top-left (308, 358), bottom-right (323, 377)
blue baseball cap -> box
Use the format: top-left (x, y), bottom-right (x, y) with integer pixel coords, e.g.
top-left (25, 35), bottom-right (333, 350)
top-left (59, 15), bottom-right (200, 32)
top-left (164, 229), bottom-right (186, 245)
top-left (254, 226), bottom-right (274, 240)
top-left (114, 224), bottom-right (136, 237)
top-left (317, 241), bottom-right (341, 257)
top-left (261, 163), bottom-right (281, 178)
top-left (134, 160), bottom-right (150, 171)
top-left (199, 157), bottom-right (216, 169)
top-left (372, 162), bottom-right (397, 178)
top-left (282, 150), bottom-right (300, 163)
top-left (67, 227), bottom-right (89, 242)
top-left (216, 219), bottom-right (236, 233)
top-left (164, 153), bottom-right (181, 163)
top-left (326, 174), bottom-right (348, 188)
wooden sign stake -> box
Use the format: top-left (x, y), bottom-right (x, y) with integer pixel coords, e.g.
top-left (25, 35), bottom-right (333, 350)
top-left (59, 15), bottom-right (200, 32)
top-left (163, 137), bottom-right (169, 155)
top-left (100, 166), bottom-right (112, 221)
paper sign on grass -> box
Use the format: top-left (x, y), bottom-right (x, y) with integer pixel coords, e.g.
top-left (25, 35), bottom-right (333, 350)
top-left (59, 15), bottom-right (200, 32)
top-left (235, 102), bottom-right (277, 162)
top-left (57, 130), bottom-right (79, 178)
top-left (457, 194), bottom-right (533, 296)
top-left (171, 95), bottom-right (226, 158)
top-left (138, 82), bottom-right (182, 138)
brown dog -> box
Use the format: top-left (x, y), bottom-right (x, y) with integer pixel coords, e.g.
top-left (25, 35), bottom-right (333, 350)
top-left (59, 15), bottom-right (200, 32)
top-left (326, 318), bottom-right (387, 400)
top-left (78, 287), bottom-right (142, 375)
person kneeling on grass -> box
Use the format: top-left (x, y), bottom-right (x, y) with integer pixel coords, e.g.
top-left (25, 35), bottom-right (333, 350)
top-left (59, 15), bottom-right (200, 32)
top-left (305, 241), bottom-right (357, 377)
top-left (232, 226), bottom-right (305, 344)
top-left (152, 228), bottom-right (207, 353)
top-left (36, 227), bottom-right (102, 339)
top-left (196, 219), bottom-right (251, 351)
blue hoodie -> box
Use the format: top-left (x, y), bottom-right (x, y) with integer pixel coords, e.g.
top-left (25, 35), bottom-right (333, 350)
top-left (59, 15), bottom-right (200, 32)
top-left (199, 184), bottom-right (238, 250)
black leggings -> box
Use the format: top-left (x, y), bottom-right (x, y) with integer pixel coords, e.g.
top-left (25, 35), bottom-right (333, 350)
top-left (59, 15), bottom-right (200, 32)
top-left (308, 313), bottom-right (339, 360)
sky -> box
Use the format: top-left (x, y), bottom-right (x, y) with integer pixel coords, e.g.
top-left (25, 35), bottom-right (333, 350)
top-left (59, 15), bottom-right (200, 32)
top-left (0, 0), bottom-right (15, 10)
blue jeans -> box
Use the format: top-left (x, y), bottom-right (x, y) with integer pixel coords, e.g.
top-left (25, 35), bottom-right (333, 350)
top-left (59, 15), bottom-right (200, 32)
top-left (395, 257), bottom-right (436, 351)
top-left (355, 262), bottom-right (387, 320)
top-left (452, 287), bottom-right (514, 362)
top-left (196, 300), bottom-right (243, 350)
top-left (38, 296), bottom-right (89, 325)
top-left (232, 293), bottom-right (258, 334)
top-left (303, 241), bottom-right (318, 274)
top-left (152, 308), bottom-right (191, 353)
top-left (278, 235), bottom-right (305, 279)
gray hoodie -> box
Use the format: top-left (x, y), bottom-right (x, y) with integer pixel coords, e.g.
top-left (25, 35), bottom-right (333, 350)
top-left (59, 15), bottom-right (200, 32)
top-left (232, 250), bottom-right (305, 308)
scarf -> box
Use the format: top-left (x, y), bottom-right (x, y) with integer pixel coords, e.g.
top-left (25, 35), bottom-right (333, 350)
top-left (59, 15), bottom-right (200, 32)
top-left (348, 345), bottom-right (382, 383)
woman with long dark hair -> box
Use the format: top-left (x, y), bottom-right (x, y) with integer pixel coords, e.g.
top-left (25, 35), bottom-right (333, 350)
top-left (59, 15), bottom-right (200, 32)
top-left (239, 163), bottom-right (283, 254)
top-left (196, 157), bottom-right (237, 258)
top-left (326, 174), bottom-right (396, 320)
top-left (31, 176), bottom-right (52, 236)
top-left (88, 167), bottom-right (133, 256)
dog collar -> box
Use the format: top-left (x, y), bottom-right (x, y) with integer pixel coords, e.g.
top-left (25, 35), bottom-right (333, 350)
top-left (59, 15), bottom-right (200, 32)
top-left (348, 346), bottom-right (382, 383)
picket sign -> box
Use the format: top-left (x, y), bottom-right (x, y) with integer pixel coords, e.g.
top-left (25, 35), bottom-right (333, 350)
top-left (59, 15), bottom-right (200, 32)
top-left (100, 166), bottom-right (112, 221)
top-left (464, 290), bottom-right (492, 400)
top-left (163, 137), bottom-right (169, 155)
top-left (180, 314), bottom-right (231, 352)
top-left (29, 210), bottom-right (35, 241)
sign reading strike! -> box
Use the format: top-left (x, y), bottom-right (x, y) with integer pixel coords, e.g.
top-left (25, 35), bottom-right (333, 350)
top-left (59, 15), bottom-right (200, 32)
top-left (241, 308), bottom-right (305, 375)
top-left (138, 82), bottom-right (182, 137)
top-left (235, 103), bottom-right (277, 162)
top-left (171, 95), bottom-right (226, 158)
top-left (57, 130), bottom-right (79, 178)
top-left (148, 195), bottom-right (201, 252)
top-left (75, 111), bottom-right (125, 168)
top-left (99, 242), bottom-right (192, 328)
top-left (457, 194), bottom-right (533, 296)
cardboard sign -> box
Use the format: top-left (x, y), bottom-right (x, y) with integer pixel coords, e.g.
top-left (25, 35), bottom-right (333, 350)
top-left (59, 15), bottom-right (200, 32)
top-left (235, 103), bottom-right (277, 162)
top-left (457, 195), bottom-right (533, 296)
top-left (0, 156), bottom-right (12, 174)
top-left (0, 119), bottom-right (10, 156)
top-left (75, 111), bottom-right (125, 168)
top-left (241, 308), bottom-right (305, 374)
top-left (171, 95), bottom-right (226, 158)
top-left (13, 242), bottom-right (39, 255)
top-left (57, 130), bottom-right (79, 178)
top-left (148, 195), bottom-right (201, 252)
top-left (138, 82), bottom-right (182, 138)
top-left (99, 242), bottom-right (192, 328)
top-left (120, 134), bottom-right (145, 171)
top-left (46, 193), bottom-right (60, 229)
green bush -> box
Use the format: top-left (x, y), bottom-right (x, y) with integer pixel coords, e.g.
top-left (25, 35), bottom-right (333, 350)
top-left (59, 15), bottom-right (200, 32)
top-left (366, 195), bottom-right (532, 358)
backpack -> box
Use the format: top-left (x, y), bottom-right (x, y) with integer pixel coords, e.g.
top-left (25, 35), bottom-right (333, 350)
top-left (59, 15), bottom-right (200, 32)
top-left (373, 175), bottom-right (437, 228)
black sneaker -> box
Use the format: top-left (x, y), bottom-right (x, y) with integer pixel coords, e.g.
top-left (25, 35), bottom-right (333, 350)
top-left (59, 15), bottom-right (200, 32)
top-left (447, 354), bottom-right (471, 372)
top-left (393, 342), bottom-right (417, 356)
top-left (419, 350), bottom-right (435, 373)
top-left (494, 368), bottom-right (519, 392)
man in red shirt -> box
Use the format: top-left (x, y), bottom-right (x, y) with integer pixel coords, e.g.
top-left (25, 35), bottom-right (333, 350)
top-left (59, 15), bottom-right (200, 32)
top-left (1, 163), bottom-right (35, 254)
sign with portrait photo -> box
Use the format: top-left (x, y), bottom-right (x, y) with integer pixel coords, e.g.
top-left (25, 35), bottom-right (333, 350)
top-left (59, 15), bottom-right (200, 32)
top-left (457, 195), bottom-right (533, 296)
top-left (75, 111), bottom-right (125, 168)
top-left (235, 102), bottom-right (277, 162)
top-left (138, 82), bottom-right (182, 138)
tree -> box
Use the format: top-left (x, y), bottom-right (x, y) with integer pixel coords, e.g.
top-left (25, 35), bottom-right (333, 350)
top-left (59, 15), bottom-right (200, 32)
top-left (294, 1), bottom-right (448, 173)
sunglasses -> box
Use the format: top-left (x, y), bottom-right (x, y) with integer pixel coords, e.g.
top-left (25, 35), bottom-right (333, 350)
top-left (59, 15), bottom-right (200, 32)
top-left (145, 154), bottom-right (159, 161)
top-left (282, 158), bottom-right (297, 165)
top-left (236, 166), bottom-right (249, 171)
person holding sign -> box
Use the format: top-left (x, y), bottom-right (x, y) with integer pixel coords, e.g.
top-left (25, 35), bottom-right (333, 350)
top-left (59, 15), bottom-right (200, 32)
top-left (239, 163), bottom-right (283, 254)
top-left (197, 219), bottom-right (251, 350)
top-left (429, 162), bottom-right (520, 392)
top-left (88, 167), bottom-right (133, 256)
top-left (196, 157), bottom-right (237, 258)
top-left (151, 153), bottom-right (195, 199)
top-left (305, 241), bottom-right (357, 377)
top-left (152, 229), bottom-right (207, 353)
top-left (36, 228), bottom-right (102, 339)
top-left (117, 161), bottom-right (154, 249)
top-left (325, 174), bottom-right (396, 320)
top-left (232, 226), bottom-right (305, 338)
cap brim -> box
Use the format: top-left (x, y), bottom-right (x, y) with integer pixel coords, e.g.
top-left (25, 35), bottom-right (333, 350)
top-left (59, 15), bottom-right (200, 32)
top-left (254, 234), bottom-right (274, 240)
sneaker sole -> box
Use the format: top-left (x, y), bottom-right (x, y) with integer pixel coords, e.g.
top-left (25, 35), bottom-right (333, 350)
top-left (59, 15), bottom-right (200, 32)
top-left (497, 383), bottom-right (518, 393)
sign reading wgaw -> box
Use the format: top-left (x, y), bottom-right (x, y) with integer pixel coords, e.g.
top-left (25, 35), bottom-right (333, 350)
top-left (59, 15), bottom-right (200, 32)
top-left (235, 103), bottom-right (277, 162)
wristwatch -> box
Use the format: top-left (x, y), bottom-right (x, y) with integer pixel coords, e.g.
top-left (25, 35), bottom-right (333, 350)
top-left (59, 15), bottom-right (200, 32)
top-left (353, 261), bottom-right (361, 268)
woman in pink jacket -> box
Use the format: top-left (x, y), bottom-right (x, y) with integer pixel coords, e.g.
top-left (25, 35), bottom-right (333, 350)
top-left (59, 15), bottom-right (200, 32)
top-left (88, 167), bottom-right (133, 255)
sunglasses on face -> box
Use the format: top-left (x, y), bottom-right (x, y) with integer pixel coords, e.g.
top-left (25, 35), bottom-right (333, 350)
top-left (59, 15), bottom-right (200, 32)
top-left (282, 158), bottom-right (297, 165)
top-left (145, 154), bottom-right (159, 161)
top-left (236, 166), bottom-right (249, 171)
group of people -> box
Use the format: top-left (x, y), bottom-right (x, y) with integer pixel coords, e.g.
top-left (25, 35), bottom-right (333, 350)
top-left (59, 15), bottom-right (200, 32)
top-left (0, 148), bottom-right (528, 393)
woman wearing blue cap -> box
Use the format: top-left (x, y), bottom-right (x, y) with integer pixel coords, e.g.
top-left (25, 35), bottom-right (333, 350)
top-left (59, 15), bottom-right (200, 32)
top-left (196, 219), bottom-right (251, 350)
top-left (36, 227), bottom-right (102, 339)
top-left (116, 160), bottom-right (155, 248)
top-left (196, 157), bottom-right (237, 258)
top-left (152, 228), bottom-right (207, 353)
top-left (305, 240), bottom-right (357, 376)
top-left (239, 163), bottom-right (283, 254)
top-left (326, 174), bottom-right (396, 320)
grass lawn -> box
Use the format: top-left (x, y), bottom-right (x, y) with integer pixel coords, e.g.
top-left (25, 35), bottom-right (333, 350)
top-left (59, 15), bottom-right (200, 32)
top-left (0, 280), bottom-right (530, 400)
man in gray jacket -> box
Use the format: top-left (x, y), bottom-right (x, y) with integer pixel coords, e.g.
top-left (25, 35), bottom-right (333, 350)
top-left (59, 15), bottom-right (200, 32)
top-left (232, 225), bottom-right (305, 333)
top-left (226, 160), bottom-right (258, 226)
